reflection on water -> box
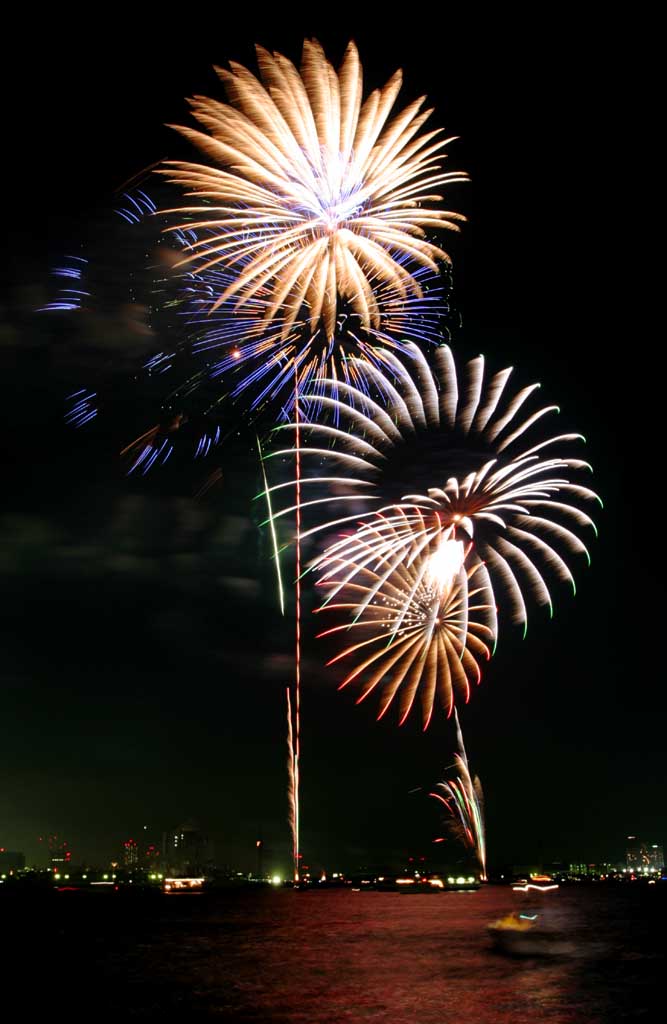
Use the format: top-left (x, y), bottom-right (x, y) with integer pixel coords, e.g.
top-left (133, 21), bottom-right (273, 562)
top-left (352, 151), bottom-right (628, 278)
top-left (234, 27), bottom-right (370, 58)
top-left (3, 885), bottom-right (662, 1021)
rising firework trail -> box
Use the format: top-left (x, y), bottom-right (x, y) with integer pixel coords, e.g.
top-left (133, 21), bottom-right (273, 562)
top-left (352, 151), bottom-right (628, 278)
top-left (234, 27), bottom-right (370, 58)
top-left (257, 434), bottom-right (285, 616)
top-left (292, 375), bottom-right (302, 882)
top-left (285, 687), bottom-right (297, 876)
top-left (429, 710), bottom-right (486, 878)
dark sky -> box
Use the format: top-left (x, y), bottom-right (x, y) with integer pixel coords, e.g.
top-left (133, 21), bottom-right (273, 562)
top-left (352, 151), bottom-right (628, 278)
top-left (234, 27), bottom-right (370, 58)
top-left (1, 12), bottom-right (661, 873)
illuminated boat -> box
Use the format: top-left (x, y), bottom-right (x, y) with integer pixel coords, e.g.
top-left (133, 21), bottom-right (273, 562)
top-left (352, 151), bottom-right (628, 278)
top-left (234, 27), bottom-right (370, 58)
top-left (445, 874), bottom-right (480, 891)
top-left (162, 876), bottom-right (206, 893)
top-left (395, 875), bottom-right (480, 892)
top-left (487, 913), bottom-right (574, 957)
top-left (395, 876), bottom-right (446, 893)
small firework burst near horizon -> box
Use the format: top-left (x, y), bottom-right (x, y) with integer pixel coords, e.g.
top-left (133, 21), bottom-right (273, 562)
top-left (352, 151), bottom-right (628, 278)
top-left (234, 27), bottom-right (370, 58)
top-left (429, 710), bottom-right (486, 878)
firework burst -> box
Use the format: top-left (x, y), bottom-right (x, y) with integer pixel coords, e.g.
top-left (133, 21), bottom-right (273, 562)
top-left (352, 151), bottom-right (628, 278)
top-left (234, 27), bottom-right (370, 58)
top-left (272, 342), bottom-right (600, 632)
top-left (158, 41), bottom-right (465, 415)
top-left (161, 39), bottom-right (466, 337)
top-left (430, 710), bottom-right (486, 877)
top-left (315, 508), bottom-right (496, 729)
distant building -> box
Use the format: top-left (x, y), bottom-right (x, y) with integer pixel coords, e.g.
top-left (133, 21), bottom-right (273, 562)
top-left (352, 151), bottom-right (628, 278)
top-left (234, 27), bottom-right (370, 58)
top-left (626, 836), bottom-right (663, 874)
top-left (143, 842), bottom-right (161, 868)
top-left (647, 844), bottom-right (664, 872)
top-left (135, 825), bottom-right (162, 868)
top-left (626, 836), bottom-right (642, 870)
top-left (163, 822), bottom-right (209, 876)
top-left (568, 862), bottom-right (617, 879)
top-left (123, 838), bottom-right (139, 868)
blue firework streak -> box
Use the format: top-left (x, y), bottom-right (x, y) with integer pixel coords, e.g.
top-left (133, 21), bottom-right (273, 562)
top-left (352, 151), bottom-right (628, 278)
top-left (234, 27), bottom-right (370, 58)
top-left (36, 255), bottom-right (90, 313)
top-left (179, 250), bottom-right (453, 421)
top-left (45, 188), bottom-right (229, 476)
top-left (52, 184), bottom-right (457, 477)
top-left (113, 189), bottom-right (157, 225)
top-left (65, 389), bottom-right (97, 428)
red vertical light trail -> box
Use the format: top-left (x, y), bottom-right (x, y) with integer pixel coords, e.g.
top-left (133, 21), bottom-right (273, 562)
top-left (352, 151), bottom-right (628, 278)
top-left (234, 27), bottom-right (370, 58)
top-left (293, 369), bottom-right (301, 884)
top-left (286, 686), bottom-right (297, 877)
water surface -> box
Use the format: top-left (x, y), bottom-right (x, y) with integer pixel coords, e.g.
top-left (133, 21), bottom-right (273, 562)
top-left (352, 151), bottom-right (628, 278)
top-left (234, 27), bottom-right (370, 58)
top-left (3, 884), bottom-right (662, 1021)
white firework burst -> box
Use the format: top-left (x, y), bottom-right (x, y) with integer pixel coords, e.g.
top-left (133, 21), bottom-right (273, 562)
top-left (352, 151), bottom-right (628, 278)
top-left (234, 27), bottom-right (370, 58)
top-left (269, 342), bottom-right (600, 632)
top-left (316, 508), bottom-right (496, 729)
top-left (160, 39), bottom-right (467, 340)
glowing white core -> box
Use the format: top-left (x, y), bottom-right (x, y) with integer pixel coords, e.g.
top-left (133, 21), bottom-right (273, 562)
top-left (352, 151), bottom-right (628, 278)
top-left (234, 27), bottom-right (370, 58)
top-left (425, 538), bottom-right (465, 593)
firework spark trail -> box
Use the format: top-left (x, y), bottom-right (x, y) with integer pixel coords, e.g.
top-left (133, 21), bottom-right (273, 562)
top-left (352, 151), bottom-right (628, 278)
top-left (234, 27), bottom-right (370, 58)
top-left (37, 255), bottom-right (90, 313)
top-left (285, 687), bottom-right (297, 871)
top-left (315, 509), bottom-right (496, 728)
top-left (257, 434), bottom-right (285, 615)
top-left (183, 254), bottom-right (452, 419)
top-left (52, 190), bottom-right (246, 473)
top-left (268, 342), bottom-right (600, 634)
top-left (55, 184), bottom-right (450, 469)
top-left (119, 416), bottom-right (191, 476)
top-left (293, 373), bottom-right (302, 882)
top-left (429, 709), bottom-right (486, 877)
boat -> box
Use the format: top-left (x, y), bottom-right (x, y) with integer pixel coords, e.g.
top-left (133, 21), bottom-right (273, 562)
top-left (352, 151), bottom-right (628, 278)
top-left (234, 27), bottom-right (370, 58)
top-left (162, 876), bottom-right (206, 893)
top-left (487, 913), bottom-right (575, 957)
top-left (444, 874), bottom-right (480, 891)
top-left (394, 874), bottom-right (481, 893)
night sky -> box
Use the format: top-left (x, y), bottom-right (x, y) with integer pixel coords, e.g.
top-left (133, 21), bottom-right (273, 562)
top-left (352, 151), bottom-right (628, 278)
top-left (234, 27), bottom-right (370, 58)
top-left (1, 12), bottom-right (660, 874)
